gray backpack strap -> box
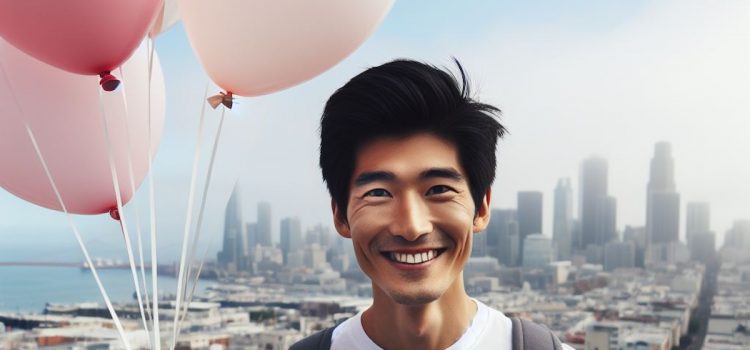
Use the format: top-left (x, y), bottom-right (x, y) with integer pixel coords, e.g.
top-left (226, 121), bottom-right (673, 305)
top-left (289, 326), bottom-right (335, 350)
top-left (511, 317), bottom-right (562, 350)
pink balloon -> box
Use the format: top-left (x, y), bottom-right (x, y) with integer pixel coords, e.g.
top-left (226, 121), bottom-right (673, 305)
top-left (0, 0), bottom-right (162, 77)
top-left (0, 39), bottom-right (166, 215)
top-left (178, 0), bottom-right (394, 97)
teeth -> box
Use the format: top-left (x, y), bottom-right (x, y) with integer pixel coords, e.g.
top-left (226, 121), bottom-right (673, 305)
top-left (414, 254), bottom-right (423, 264)
top-left (389, 250), bottom-right (440, 264)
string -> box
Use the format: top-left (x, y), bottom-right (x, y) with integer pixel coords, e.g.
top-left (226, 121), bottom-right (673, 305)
top-left (97, 87), bottom-right (150, 345)
top-left (170, 82), bottom-right (210, 349)
top-left (147, 37), bottom-right (162, 350)
top-left (118, 65), bottom-right (154, 344)
top-left (179, 106), bottom-right (228, 334)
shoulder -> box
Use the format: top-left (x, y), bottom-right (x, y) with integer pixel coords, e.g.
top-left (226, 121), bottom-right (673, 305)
top-left (460, 300), bottom-right (513, 349)
top-left (289, 326), bottom-right (335, 350)
top-left (290, 312), bottom-right (374, 350)
top-left (511, 316), bottom-right (576, 350)
top-left (481, 301), bottom-right (574, 350)
top-left (475, 299), bottom-right (513, 334)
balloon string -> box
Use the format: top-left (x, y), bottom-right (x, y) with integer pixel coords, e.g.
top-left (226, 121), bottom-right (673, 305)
top-left (97, 87), bottom-right (150, 346)
top-left (171, 82), bottom-right (210, 350)
top-left (146, 37), bottom-right (162, 350)
top-left (179, 100), bottom-right (228, 334)
top-left (0, 62), bottom-right (132, 350)
top-left (117, 66), bottom-right (153, 345)
top-left (180, 222), bottom-right (217, 327)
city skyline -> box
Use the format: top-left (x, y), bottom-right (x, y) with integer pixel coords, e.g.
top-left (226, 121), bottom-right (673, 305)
top-left (216, 140), bottom-right (722, 272)
top-left (1, 0), bottom-right (748, 263)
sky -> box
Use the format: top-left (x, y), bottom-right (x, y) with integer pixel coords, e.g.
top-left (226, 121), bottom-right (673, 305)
top-left (1, 0), bottom-right (748, 263)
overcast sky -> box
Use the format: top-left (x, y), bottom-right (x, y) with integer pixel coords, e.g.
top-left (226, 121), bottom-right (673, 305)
top-left (1, 0), bottom-right (748, 263)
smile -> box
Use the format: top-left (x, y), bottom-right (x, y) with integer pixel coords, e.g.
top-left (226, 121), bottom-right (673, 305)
top-left (385, 249), bottom-right (445, 265)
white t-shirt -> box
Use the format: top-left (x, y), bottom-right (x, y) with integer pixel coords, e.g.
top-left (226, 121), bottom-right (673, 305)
top-left (330, 300), bottom-right (574, 350)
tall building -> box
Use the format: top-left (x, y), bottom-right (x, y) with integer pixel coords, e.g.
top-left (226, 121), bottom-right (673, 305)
top-left (686, 202), bottom-right (710, 246)
top-left (646, 142), bottom-right (680, 244)
top-left (256, 201), bottom-right (272, 247)
top-left (486, 209), bottom-right (518, 266)
top-left (522, 234), bottom-right (553, 268)
top-left (306, 224), bottom-right (335, 247)
top-left (472, 230), bottom-right (488, 257)
top-left (553, 178), bottom-right (574, 261)
top-left (623, 226), bottom-right (646, 267)
top-left (648, 192), bottom-right (680, 244)
top-left (690, 232), bottom-right (715, 263)
top-left (517, 191), bottom-right (542, 262)
top-left (599, 196), bottom-right (618, 243)
top-left (246, 223), bottom-right (258, 251)
top-left (724, 220), bottom-right (750, 249)
top-left (579, 156), bottom-right (610, 249)
top-left (280, 217), bottom-right (302, 265)
top-left (604, 241), bottom-right (635, 271)
top-left (217, 185), bottom-right (246, 270)
top-left (721, 220), bottom-right (750, 263)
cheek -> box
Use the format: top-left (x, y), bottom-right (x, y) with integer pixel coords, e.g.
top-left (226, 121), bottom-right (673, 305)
top-left (348, 205), bottom-right (392, 240)
top-left (430, 203), bottom-right (475, 236)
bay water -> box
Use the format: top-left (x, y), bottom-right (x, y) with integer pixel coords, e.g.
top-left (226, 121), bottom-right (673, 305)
top-left (0, 266), bottom-right (205, 313)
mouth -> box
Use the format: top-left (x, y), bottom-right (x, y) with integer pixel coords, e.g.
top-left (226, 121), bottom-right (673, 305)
top-left (382, 249), bottom-right (446, 265)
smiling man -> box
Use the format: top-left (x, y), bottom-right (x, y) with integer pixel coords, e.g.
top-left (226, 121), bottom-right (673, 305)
top-left (291, 60), bottom-right (571, 349)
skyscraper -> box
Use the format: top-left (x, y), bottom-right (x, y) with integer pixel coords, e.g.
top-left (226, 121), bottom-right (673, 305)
top-left (686, 202), bottom-right (710, 246)
top-left (553, 178), bottom-right (574, 261)
top-left (604, 241), bottom-right (635, 271)
top-left (257, 201), bottom-right (272, 247)
top-left (517, 191), bottom-right (542, 262)
top-left (598, 196), bottom-right (617, 243)
top-left (217, 184), bottom-right (246, 270)
top-left (623, 225), bottom-right (646, 267)
top-left (691, 232), bottom-right (715, 263)
top-left (522, 234), bottom-right (553, 268)
top-left (579, 156), bottom-right (609, 249)
top-left (721, 220), bottom-right (750, 263)
top-left (280, 217), bottom-right (302, 264)
top-left (246, 223), bottom-right (258, 250)
top-left (486, 209), bottom-right (519, 266)
top-left (646, 142), bottom-right (680, 243)
top-left (471, 230), bottom-right (488, 257)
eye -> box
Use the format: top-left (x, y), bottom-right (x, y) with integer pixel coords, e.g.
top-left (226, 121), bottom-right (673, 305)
top-left (426, 185), bottom-right (455, 196)
top-left (363, 188), bottom-right (392, 198)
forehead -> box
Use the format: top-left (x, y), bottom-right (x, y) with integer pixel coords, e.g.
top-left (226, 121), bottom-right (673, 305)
top-left (352, 133), bottom-right (464, 180)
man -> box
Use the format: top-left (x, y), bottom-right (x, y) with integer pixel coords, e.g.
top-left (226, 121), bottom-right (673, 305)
top-left (292, 60), bottom-right (572, 349)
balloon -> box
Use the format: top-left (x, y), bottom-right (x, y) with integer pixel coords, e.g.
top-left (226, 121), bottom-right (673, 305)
top-left (0, 39), bottom-right (166, 215)
top-left (0, 0), bottom-right (163, 89)
top-left (178, 0), bottom-right (394, 97)
top-left (150, 0), bottom-right (181, 38)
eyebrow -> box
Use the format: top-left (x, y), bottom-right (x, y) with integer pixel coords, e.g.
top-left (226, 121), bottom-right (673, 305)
top-left (353, 167), bottom-right (463, 187)
top-left (353, 171), bottom-right (396, 187)
top-left (420, 167), bottom-right (463, 181)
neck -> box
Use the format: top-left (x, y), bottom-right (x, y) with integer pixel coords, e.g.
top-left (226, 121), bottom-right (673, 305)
top-left (361, 277), bottom-right (477, 350)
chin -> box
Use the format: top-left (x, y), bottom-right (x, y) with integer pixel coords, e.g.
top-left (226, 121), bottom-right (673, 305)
top-left (388, 288), bottom-right (443, 306)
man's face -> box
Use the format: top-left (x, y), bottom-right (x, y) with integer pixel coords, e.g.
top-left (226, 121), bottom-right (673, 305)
top-left (333, 132), bottom-right (490, 305)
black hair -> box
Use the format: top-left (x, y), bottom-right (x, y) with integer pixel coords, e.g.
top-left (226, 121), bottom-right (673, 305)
top-left (319, 59), bottom-right (506, 219)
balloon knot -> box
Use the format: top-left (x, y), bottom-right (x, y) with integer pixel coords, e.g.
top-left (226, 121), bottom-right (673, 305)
top-left (109, 208), bottom-right (121, 221)
top-left (207, 91), bottom-right (234, 109)
top-left (99, 71), bottom-right (120, 92)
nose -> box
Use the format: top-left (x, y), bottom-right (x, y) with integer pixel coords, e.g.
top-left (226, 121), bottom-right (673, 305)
top-left (389, 191), bottom-right (433, 241)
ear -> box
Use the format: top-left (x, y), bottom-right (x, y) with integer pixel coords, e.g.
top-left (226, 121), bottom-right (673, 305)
top-left (331, 198), bottom-right (351, 238)
top-left (473, 187), bottom-right (492, 233)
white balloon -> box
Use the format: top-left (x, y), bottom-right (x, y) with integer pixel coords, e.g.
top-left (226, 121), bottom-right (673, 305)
top-left (150, 0), bottom-right (181, 37)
